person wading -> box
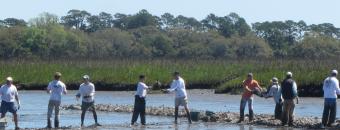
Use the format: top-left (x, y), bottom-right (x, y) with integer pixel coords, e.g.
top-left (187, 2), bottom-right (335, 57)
top-left (237, 73), bottom-right (262, 123)
top-left (0, 77), bottom-right (20, 130)
top-left (76, 75), bottom-right (101, 127)
top-left (46, 72), bottom-right (67, 128)
top-left (131, 75), bottom-right (149, 126)
top-left (281, 72), bottom-right (299, 126)
top-left (163, 72), bottom-right (192, 124)
top-left (265, 77), bottom-right (283, 120)
top-left (320, 70), bottom-right (340, 128)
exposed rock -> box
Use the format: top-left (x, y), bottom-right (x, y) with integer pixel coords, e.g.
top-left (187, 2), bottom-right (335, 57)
top-left (61, 104), bottom-right (340, 129)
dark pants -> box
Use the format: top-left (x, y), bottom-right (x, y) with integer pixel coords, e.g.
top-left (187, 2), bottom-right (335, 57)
top-left (81, 101), bottom-right (98, 125)
top-left (240, 97), bottom-right (254, 120)
top-left (274, 102), bottom-right (283, 120)
top-left (131, 95), bottom-right (146, 125)
top-left (322, 99), bottom-right (337, 126)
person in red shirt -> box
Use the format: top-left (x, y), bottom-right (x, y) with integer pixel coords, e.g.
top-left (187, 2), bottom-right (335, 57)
top-left (237, 73), bottom-right (262, 123)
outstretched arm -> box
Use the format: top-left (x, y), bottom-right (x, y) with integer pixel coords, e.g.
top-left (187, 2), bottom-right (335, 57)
top-left (167, 81), bottom-right (177, 92)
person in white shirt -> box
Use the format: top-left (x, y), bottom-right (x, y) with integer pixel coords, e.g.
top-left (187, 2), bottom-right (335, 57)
top-left (265, 77), bottom-right (283, 120)
top-left (164, 72), bottom-right (192, 124)
top-left (46, 72), bottom-right (67, 128)
top-left (321, 70), bottom-right (340, 128)
top-left (131, 75), bottom-right (148, 126)
top-left (76, 75), bottom-right (101, 127)
top-left (0, 77), bottom-right (20, 130)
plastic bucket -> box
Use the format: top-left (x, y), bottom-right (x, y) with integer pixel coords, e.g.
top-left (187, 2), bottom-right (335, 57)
top-left (190, 112), bottom-right (200, 121)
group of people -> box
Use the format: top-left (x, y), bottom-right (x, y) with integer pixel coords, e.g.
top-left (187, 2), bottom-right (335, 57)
top-left (239, 70), bottom-right (339, 128)
top-left (237, 72), bottom-right (299, 126)
top-left (0, 71), bottom-right (191, 129)
top-left (0, 69), bottom-right (339, 129)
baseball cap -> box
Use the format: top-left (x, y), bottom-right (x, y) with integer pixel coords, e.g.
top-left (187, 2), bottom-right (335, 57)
top-left (83, 75), bottom-right (90, 80)
top-left (272, 77), bottom-right (278, 83)
top-left (331, 70), bottom-right (338, 75)
top-left (55, 72), bottom-right (62, 77)
top-left (6, 77), bottom-right (13, 81)
top-left (286, 72), bottom-right (293, 77)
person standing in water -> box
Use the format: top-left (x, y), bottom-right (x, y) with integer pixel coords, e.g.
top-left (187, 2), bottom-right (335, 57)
top-left (0, 77), bottom-right (20, 130)
top-left (265, 77), bottom-right (283, 120)
top-left (131, 75), bottom-right (148, 126)
top-left (164, 72), bottom-right (192, 124)
top-left (46, 72), bottom-right (67, 128)
top-left (237, 73), bottom-right (262, 123)
top-left (76, 75), bottom-right (101, 127)
top-left (320, 70), bottom-right (340, 128)
top-left (281, 72), bottom-right (299, 126)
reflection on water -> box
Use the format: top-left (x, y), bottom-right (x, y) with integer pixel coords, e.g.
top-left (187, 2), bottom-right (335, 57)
top-left (4, 90), bottom-right (330, 129)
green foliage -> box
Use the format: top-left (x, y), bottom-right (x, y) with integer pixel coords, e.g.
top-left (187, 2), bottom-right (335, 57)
top-left (290, 36), bottom-right (340, 58)
top-left (0, 10), bottom-right (340, 59)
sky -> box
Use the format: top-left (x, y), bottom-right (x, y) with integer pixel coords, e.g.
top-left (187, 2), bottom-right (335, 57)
top-left (0, 0), bottom-right (339, 27)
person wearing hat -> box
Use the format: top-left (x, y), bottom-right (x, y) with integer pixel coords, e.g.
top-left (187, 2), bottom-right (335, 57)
top-left (265, 77), bottom-right (283, 120)
top-left (131, 75), bottom-right (149, 126)
top-left (164, 72), bottom-right (192, 124)
top-left (0, 77), bottom-right (20, 130)
top-left (76, 75), bottom-right (101, 127)
top-left (281, 72), bottom-right (298, 126)
top-left (320, 70), bottom-right (340, 128)
top-left (237, 73), bottom-right (262, 123)
top-left (46, 72), bottom-right (67, 128)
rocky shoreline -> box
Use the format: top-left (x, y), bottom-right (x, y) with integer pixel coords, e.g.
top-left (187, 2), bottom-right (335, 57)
top-left (60, 104), bottom-right (340, 129)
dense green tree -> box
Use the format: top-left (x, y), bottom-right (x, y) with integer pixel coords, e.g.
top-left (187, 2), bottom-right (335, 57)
top-left (99, 12), bottom-right (114, 28)
top-left (161, 13), bottom-right (175, 29)
top-left (61, 9), bottom-right (91, 30)
top-left (126, 9), bottom-right (160, 29)
top-left (86, 15), bottom-right (101, 32)
top-left (0, 9), bottom-right (340, 59)
top-left (2, 18), bottom-right (27, 27)
top-left (307, 23), bottom-right (340, 38)
top-left (291, 36), bottom-right (340, 58)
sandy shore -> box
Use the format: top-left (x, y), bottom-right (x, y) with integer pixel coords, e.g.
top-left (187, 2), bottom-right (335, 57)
top-left (56, 104), bottom-right (340, 129)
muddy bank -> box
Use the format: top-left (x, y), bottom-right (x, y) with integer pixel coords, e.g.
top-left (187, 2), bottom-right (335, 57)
top-left (61, 104), bottom-right (340, 129)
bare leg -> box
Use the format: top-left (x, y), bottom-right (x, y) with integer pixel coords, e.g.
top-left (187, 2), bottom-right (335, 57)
top-left (174, 106), bottom-right (179, 124)
top-left (13, 113), bottom-right (18, 128)
top-left (184, 105), bottom-right (192, 124)
top-left (92, 109), bottom-right (98, 124)
top-left (81, 110), bottom-right (86, 126)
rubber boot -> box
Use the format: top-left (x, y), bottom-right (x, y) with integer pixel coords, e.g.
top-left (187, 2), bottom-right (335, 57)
top-left (187, 112), bottom-right (192, 124)
top-left (47, 119), bottom-right (52, 128)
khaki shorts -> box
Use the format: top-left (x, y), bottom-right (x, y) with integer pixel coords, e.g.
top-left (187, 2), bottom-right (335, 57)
top-left (175, 97), bottom-right (188, 107)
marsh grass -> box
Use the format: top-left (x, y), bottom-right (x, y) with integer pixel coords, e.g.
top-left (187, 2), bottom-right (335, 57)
top-left (0, 59), bottom-right (338, 94)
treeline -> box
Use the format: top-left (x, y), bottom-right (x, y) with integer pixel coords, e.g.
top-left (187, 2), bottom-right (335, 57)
top-left (1, 9), bottom-right (340, 59)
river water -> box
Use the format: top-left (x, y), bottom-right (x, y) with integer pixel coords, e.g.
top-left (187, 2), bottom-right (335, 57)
top-left (3, 90), bottom-right (338, 129)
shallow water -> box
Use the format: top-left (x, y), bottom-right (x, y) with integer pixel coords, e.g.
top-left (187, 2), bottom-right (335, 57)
top-left (4, 90), bottom-right (337, 129)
